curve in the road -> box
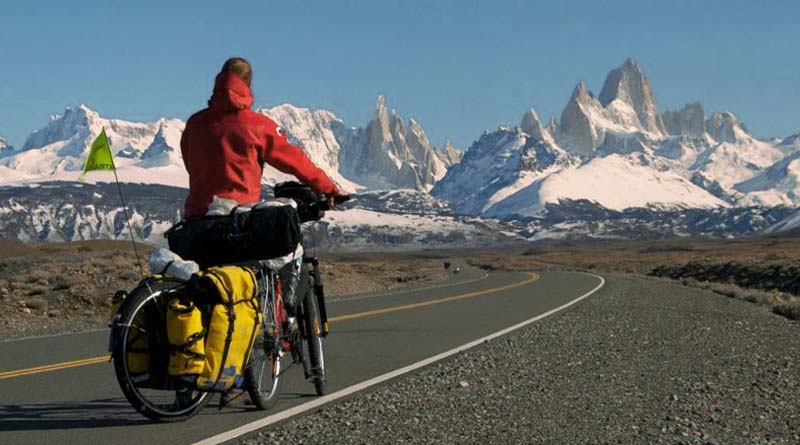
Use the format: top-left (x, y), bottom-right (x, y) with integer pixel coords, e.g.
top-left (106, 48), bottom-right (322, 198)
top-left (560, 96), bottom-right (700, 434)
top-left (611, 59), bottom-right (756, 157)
top-left (0, 270), bottom-right (604, 445)
top-left (192, 272), bottom-right (604, 445)
top-left (0, 273), bottom-right (533, 380)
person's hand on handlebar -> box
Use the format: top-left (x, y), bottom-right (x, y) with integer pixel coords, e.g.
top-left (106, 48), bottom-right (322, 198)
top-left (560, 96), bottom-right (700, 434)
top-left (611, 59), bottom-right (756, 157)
top-left (327, 193), bottom-right (351, 210)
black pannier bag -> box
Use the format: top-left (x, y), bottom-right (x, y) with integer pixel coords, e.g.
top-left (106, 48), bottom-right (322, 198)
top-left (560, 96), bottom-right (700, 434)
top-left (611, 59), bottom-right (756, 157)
top-left (165, 203), bottom-right (302, 268)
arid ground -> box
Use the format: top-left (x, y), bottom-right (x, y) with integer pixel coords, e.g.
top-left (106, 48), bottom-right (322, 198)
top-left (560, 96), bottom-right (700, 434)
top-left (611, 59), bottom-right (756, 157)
top-left (1, 234), bottom-right (798, 339)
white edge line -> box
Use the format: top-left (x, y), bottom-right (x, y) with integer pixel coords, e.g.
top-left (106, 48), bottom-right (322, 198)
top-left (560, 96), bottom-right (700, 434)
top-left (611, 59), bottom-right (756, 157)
top-left (0, 328), bottom-right (110, 343)
top-left (190, 272), bottom-right (606, 445)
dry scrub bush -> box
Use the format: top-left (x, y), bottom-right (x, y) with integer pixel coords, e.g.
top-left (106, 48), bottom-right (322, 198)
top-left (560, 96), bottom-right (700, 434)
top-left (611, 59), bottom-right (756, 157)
top-left (772, 299), bottom-right (800, 320)
top-left (26, 286), bottom-right (47, 297)
top-left (117, 270), bottom-right (140, 281)
top-left (26, 298), bottom-right (47, 310)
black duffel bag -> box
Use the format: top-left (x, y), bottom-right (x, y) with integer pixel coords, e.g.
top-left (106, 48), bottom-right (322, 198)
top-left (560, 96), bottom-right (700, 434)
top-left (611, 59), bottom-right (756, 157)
top-left (165, 203), bottom-right (302, 268)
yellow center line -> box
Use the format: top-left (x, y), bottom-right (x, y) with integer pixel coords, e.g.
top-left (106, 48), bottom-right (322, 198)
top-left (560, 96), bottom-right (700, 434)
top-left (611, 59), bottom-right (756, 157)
top-left (0, 272), bottom-right (539, 380)
top-left (0, 355), bottom-right (110, 379)
top-left (329, 272), bottom-right (539, 322)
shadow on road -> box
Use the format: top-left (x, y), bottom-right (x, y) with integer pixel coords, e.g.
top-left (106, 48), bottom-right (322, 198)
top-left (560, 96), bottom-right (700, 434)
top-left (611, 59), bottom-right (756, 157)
top-left (0, 397), bottom-right (150, 431)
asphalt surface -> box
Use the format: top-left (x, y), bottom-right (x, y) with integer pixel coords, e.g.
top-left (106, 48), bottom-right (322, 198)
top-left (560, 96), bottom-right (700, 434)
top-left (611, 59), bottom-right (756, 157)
top-left (239, 275), bottom-right (800, 445)
top-left (0, 270), bottom-right (602, 445)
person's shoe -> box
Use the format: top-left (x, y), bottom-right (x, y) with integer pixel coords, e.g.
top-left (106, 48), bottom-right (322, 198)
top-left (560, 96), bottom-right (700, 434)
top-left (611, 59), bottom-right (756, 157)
top-left (220, 388), bottom-right (251, 408)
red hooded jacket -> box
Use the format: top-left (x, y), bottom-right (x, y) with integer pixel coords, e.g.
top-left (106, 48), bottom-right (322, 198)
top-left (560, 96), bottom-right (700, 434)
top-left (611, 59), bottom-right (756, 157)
top-left (181, 72), bottom-right (339, 218)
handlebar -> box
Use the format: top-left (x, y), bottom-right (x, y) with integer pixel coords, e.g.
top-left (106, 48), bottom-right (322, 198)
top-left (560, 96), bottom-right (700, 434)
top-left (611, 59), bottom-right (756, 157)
top-left (319, 193), bottom-right (351, 211)
top-left (273, 181), bottom-right (352, 223)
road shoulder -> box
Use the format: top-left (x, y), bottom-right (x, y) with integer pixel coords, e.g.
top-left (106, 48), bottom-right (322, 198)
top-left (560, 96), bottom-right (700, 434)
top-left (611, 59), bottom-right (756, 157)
top-left (237, 274), bottom-right (800, 445)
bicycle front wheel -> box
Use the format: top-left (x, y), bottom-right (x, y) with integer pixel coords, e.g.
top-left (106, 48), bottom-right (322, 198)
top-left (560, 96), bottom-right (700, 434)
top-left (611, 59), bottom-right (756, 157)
top-left (244, 325), bottom-right (283, 410)
top-left (303, 282), bottom-right (326, 396)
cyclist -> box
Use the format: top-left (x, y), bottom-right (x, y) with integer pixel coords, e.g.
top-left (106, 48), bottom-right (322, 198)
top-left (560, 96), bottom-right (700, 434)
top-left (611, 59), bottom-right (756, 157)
top-left (180, 57), bottom-right (345, 405)
top-left (181, 56), bottom-right (343, 219)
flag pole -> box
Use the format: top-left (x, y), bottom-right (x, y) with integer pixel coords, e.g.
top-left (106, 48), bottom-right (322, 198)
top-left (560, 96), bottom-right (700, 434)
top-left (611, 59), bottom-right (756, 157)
top-left (99, 128), bottom-right (146, 279)
top-left (111, 168), bottom-right (146, 279)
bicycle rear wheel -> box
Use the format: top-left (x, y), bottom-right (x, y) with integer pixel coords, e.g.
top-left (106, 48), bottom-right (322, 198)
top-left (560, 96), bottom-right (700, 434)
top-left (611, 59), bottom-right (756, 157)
top-left (111, 278), bottom-right (210, 422)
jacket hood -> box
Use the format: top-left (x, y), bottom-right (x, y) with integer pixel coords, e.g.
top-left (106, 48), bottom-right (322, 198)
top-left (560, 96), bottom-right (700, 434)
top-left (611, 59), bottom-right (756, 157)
top-left (208, 72), bottom-right (254, 111)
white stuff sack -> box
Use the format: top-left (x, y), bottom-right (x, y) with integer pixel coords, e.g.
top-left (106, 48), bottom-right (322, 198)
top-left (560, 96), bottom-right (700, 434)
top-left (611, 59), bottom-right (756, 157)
top-left (148, 248), bottom-right (199, 281)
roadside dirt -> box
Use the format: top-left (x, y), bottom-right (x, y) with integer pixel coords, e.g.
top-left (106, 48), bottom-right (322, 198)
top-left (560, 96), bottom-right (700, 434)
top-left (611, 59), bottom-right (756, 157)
top-left (456, 236), bottom-right (800, 320)
top-left (2, 234), bottom-right (797, 339)
top-left (0, 240), bottom-right (475, 339)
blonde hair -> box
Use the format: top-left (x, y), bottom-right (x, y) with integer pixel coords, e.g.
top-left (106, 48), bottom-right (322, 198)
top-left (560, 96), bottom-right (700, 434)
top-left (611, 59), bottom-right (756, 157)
top-left (221, 57), bottom-right (252, 86)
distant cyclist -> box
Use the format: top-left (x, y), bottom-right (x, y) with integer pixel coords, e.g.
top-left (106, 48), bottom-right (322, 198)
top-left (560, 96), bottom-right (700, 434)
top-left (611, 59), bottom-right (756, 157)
top-left (180, 56), bottom-right (344, 219)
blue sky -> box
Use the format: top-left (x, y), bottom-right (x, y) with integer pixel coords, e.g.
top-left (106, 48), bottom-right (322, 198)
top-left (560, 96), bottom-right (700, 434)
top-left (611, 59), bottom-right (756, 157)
top-left (1, 0), bottom-right (799, 149)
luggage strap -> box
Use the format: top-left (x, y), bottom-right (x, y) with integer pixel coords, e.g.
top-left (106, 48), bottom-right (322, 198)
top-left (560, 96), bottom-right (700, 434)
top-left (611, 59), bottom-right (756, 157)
top-left (170, 330), bottom-right (207, 359)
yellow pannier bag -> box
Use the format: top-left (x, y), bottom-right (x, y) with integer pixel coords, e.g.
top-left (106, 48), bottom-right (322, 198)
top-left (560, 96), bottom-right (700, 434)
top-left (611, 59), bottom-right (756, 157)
top-left (195, 266), bottom-right (261, 392)
top-left (166, 298), bottom-right (206, 376)
top-left (127, 328), bottom-right (150, 375)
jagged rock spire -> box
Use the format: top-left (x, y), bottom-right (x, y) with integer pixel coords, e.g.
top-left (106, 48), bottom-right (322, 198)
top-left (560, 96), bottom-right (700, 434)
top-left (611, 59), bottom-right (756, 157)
top-left (571, 81), bottom-right (591, 101)
top-left (706, 111), bottom-right (750, 143)
top-left (520, 108), bottom-right (547, 140)
top-left (546, 116), bottom-right (558, 134)
top-left (598, 58), bottom-right (665, 135)
top-left (560, 82), bottom-right (600, 155)
top-left (339, 95), bottom-right (452, 190)
top-left (662, 102), bottom-right (706, 137)
top-left (438, 137), bottom-right (462, 165)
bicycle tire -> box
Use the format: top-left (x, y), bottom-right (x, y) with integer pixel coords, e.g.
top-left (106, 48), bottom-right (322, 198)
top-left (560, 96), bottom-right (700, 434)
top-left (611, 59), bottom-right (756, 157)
top-left (243, 326), bottom-right (283, 410)
top-left (111, 278), bottom-right (211, 422)
top-left (302, 276), bottom-right (326, 396)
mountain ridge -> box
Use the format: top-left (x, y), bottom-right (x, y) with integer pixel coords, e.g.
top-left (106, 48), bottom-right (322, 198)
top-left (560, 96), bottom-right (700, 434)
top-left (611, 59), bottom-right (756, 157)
top-left (432, 58), bottom-right (800, 217)
top-left (1, 58), bottom-right (799, 242)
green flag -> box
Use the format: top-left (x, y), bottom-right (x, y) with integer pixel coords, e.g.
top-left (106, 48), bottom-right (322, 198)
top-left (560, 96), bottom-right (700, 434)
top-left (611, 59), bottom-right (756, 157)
top-left (78, 128), bottom-right (116, 181)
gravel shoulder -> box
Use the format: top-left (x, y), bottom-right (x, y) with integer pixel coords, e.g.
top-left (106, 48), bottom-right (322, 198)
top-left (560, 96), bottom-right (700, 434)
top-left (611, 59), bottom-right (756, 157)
top-left (238, 274), bottom-right (799, 445)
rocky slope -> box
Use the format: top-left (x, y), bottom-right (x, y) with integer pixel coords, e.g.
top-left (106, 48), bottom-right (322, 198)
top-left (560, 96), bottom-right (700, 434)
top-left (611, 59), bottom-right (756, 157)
top-left (0, 182), bottom-right (520, 249)
top-left (765, 207), bottom-right (800, 235)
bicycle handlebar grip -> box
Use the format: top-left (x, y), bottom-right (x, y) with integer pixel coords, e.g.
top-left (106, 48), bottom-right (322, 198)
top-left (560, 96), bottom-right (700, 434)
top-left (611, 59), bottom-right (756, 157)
top-left (318, 194), bottom-right (350, 212)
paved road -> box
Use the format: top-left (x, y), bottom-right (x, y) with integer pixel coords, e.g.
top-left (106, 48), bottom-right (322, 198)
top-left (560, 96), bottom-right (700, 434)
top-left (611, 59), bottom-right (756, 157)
top-left (0, 270), bottom-right (602, 445)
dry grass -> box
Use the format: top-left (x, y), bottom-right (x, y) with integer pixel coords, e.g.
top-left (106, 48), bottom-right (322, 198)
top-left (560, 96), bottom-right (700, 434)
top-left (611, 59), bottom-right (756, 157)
top-left (0, 240), bottom-right (152, 337)
top-left (0, 240), bottom-right (475, 338)
top-left (447, 236), bottom-right (800, 321)
top-left (1, 235), bottom-right (797, 338)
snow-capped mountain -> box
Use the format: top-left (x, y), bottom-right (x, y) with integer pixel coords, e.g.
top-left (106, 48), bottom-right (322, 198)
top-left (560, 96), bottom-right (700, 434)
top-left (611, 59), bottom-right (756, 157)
top-left (1, 96), bottom-right (456, 194)
top-left (0, 105), bottom-right (188, 185)
top-left (556, 59), bottom-right (665, 157)
top-left (256, 104), bottom-right (362, 192)
top-left (338, 95), bottom-right (458, 191)
top-left (432, 112), bottom-right (576, 215)
top-left (1, 57), bottom-right (798, 244)
top-left (735, 150), bottom-right (800, 207)
top-left (433, 58), bottom-right (800, 217)
top-left (260, 97), bottom-right (458, 192)
top-left (0, 138), bottom-right (25, 182)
